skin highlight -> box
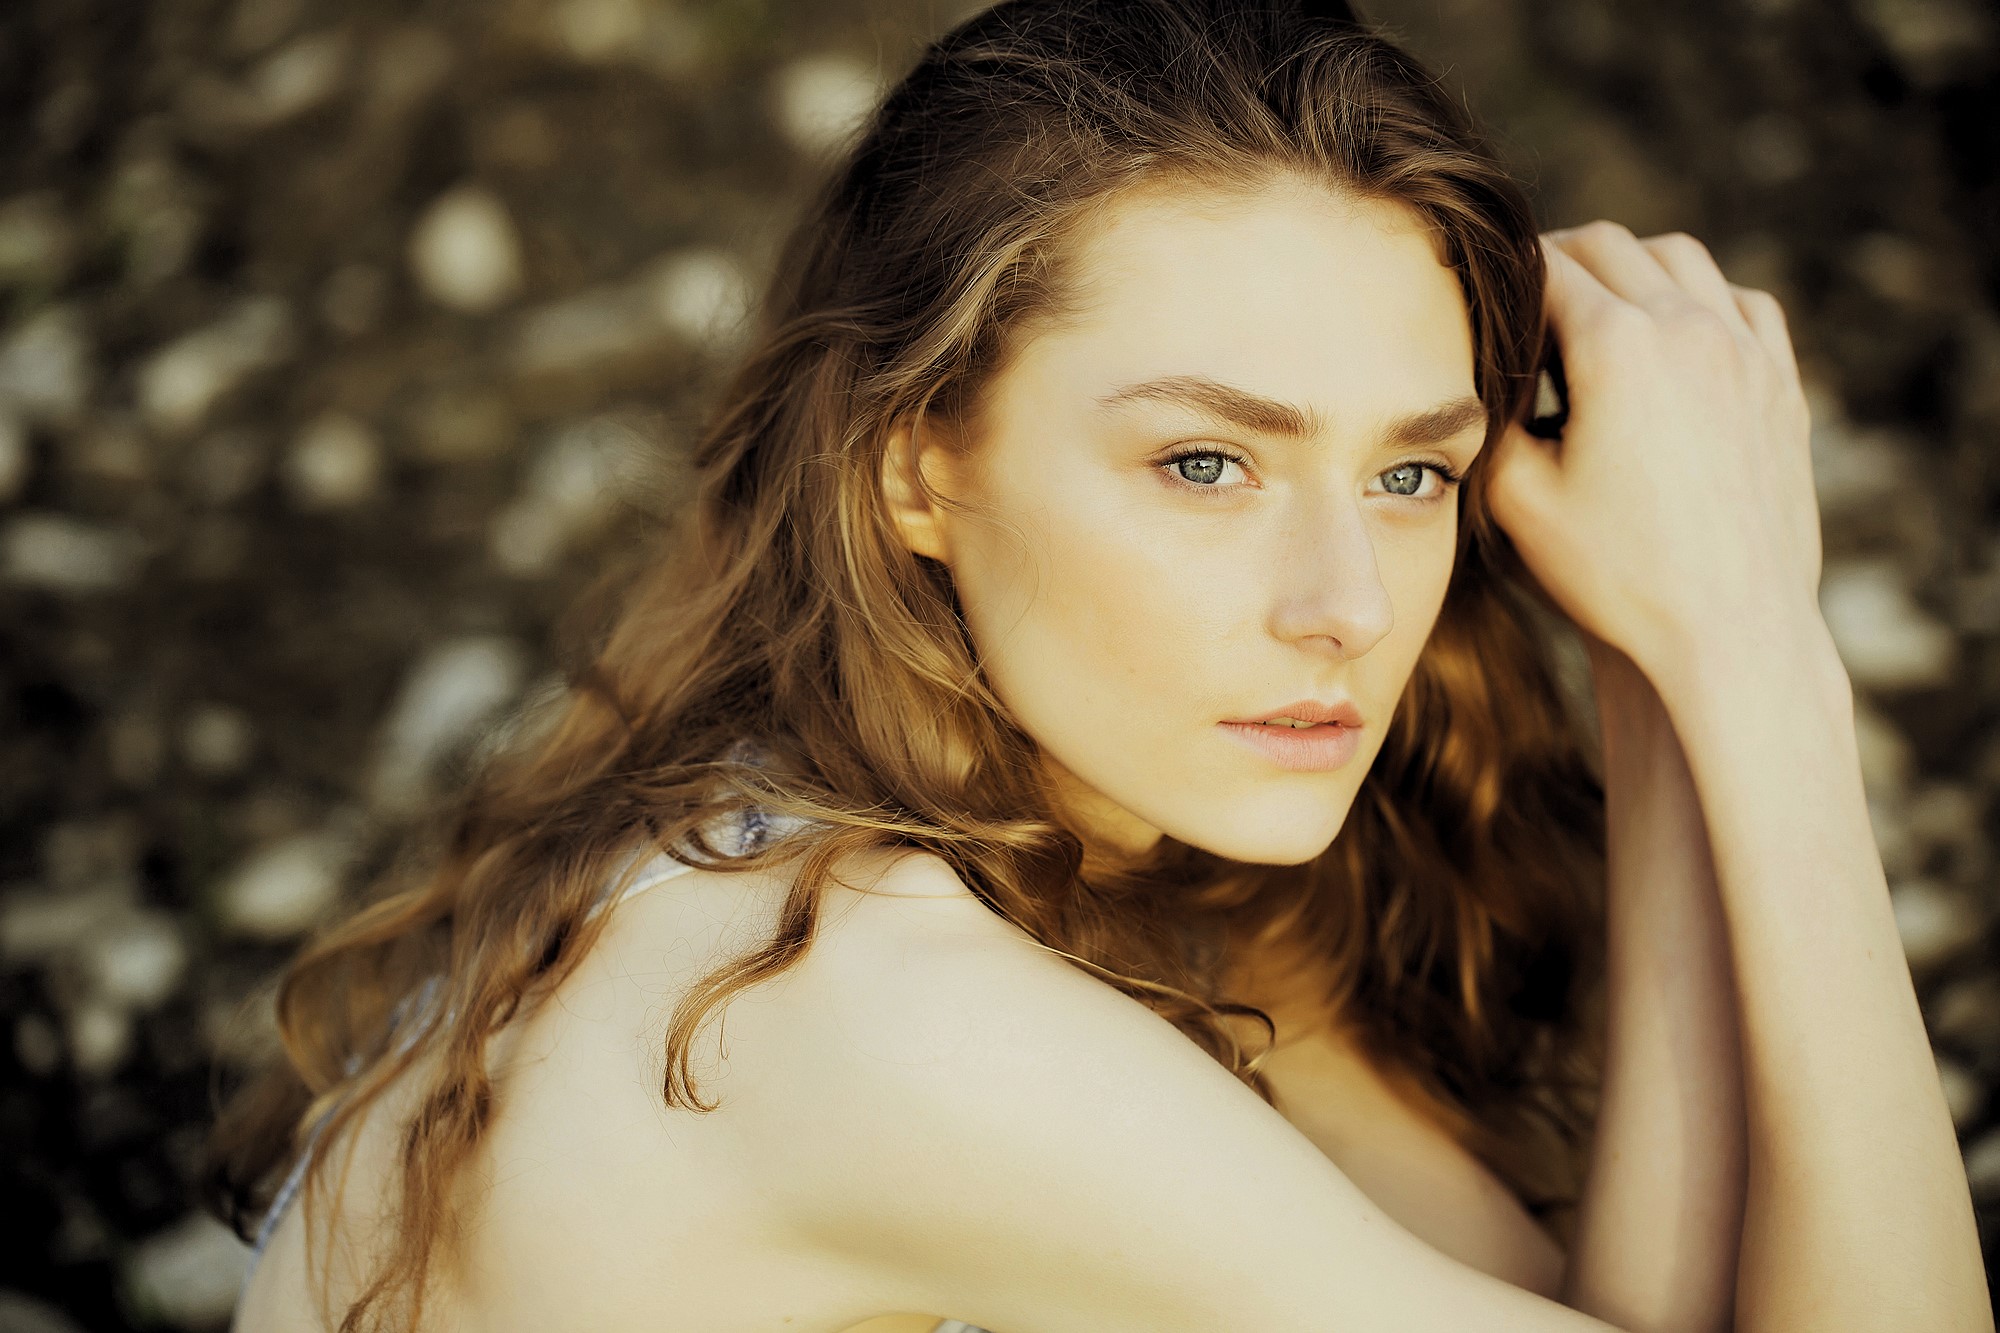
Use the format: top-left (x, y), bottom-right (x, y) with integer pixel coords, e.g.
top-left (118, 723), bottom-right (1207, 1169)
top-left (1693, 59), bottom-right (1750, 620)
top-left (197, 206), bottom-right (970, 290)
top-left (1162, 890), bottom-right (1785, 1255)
top-left (886, 177), bottom-right (1484, 870)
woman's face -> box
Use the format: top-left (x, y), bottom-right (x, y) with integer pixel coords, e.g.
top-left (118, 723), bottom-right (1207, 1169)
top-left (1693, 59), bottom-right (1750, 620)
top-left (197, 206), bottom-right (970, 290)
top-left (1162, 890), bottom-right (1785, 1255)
top-left (889, 176), bottom-right (1485, 865)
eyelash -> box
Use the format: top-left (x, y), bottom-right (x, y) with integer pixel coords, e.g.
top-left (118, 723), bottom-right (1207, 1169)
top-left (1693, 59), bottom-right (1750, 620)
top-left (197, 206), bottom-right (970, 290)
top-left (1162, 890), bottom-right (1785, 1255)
top-left (1156, 446), bottom-right (1466, 503)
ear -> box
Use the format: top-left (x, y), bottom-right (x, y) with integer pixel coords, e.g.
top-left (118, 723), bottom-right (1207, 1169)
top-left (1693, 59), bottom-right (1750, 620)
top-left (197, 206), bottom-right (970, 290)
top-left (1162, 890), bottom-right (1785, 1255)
top-left (880, 416), bottom-right (957, 564)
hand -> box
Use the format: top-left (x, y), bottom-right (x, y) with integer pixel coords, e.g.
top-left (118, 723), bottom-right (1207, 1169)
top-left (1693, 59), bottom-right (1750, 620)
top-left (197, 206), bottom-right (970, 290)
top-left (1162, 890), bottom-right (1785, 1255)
top-left (1484, 222), bottom-right (1824, 683)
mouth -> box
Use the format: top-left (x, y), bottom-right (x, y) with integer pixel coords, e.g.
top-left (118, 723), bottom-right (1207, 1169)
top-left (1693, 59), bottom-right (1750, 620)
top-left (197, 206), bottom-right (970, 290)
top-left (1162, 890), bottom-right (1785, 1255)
top-left (1216, 715), bottom-right (1363, 772)
top-left (1225, 698), bottom-right (1365, 729)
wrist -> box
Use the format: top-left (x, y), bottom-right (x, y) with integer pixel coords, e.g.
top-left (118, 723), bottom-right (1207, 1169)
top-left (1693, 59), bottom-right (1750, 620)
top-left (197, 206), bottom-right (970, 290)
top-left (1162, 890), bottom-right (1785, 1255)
top-left (1642, 603), bottom-right (1851, 717)
top-left (1647, 609), bottom-right (1856, 756)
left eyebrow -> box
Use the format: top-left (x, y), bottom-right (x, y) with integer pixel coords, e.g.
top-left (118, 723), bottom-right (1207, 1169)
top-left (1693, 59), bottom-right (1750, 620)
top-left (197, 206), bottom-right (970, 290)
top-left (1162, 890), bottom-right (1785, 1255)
top-left (1095, 374), bottom-right (1488, 449)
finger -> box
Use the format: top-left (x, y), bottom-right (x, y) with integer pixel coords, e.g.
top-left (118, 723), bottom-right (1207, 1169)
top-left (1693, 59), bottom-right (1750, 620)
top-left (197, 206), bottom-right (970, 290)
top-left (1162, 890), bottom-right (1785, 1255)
top-left (1640, 232), bottom-right (1755, 336)
top-left (1547, 220), bottom-right (1682, 310)
top-left (1731, 284), bottom-right (1803, 394)
top-left (1538, 239), bottom-right (1636, 385)
top-left (1482, 417), bottom-right (1563, 537)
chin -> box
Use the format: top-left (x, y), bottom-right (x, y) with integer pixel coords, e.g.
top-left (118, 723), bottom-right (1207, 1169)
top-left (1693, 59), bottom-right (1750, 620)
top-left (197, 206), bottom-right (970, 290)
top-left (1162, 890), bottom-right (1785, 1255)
top-left (1163, 787), bottom-right (1355, 866)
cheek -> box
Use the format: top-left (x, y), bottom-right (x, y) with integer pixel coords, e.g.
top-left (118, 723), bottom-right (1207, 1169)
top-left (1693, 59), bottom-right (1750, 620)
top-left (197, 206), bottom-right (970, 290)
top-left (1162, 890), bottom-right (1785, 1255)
top-left (951, 483), bottom-right (1229, 719)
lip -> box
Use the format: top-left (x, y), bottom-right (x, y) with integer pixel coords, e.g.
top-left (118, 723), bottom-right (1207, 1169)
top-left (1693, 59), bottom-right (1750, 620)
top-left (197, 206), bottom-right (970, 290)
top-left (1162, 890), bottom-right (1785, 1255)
top-left (1225, 698), bottom-right (1364, 728)
top-left (1217, 697), bottom-right (1365, 774)
top-left (1218, 719), bottom-right (1362, 773)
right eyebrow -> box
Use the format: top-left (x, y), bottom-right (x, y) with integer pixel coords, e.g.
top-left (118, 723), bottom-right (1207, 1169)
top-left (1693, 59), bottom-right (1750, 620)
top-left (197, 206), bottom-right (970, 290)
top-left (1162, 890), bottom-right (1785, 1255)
top-left (1096, 375), bottom-right (1489, 450)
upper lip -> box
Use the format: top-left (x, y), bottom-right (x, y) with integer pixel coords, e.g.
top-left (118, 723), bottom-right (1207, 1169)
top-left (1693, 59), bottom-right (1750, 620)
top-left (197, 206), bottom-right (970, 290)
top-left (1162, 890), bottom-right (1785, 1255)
top-left (1226, 698), bottom-right (1364, 727)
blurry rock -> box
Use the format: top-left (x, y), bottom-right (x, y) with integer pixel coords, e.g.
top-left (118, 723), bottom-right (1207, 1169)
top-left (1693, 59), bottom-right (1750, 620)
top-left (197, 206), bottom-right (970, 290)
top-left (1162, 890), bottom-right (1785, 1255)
top-left (1893, 878), bottom-right (1985, 971)
top-left (66, 1001), bottom-right (130, 1077)
top-left (0, 410), bottom-right (29, 503)
top-left (1734, 113), bottom-right (1811, 187)
top-left (511, 283), bottom-right (663, 379)
top-left (548, 0), bottom-right (704, 79)
top-left (0, 192), bottom-right (75, 289)
top-left (0, 513), bottom-right (143, 591)
top-left (0, 305), bottom-right (92, 424)
top-left (1937, 1054), bottom-right (1986, 1130)
top-left (122, 1214), bottom-right (251, 1330)
top-left (0, 885), bottom-right (129, 964)
top-left (487, 501), bottom-right (564, 577)
top-left (36, 79), bottom-right (93, 155)
top-left (1954, 562), bottom-right (2000, 635)
top-left (215, 827), bottom-right (356, 940)
top-left (43, 816), bottom-right (141, 892)
top-left (1965, 1127), bottom-right (2000, 1202)
top-left (1819, 558), bottom-right (1957, 692)
top-left (319, 262), bottom-right (387, 336)
top-left (649, 248), bottom-right (753, 349)
top-left (1852, 695), bottom-right (1915, 802)
top-left (184, 428), bottom-right (268, 506)
top-left (408, 185), bottom-right (524, 314)
top-left (1931, 974), bottom-right (2000, 1056)
top-left (483, 103), bottom-right (561, 172)
top-left (284, 411), bottom-right (382, 509)
top-left (0, 1289), bottom-right (87, 1333)
top-left (103, 150), bottom-right (206, 288)
top-left (13, 1013), bottom-right (62, 1077)
top-left (1896, 772), bottom-right (1992, 888)
top-left (179, 32), bottom-right (350, 139)
top-left (80, 911), bottom-right (187, 1012)
top-left (489, 418), bottom-right (638, 576)
top-left (181, 702), bottom-right (255, 775)
top-left (368, 636), bottom-right (529, 811)
top-left (1849, 231), bottom-right (1944, 310)
top-left (1854, 0), bottom-right (1995, 88)
top-left (405, 386), bottom-right (514, 463)
top-left (361, 24), bottom-right (455, 123)
top-left (226, 0), bottom-right (307, 56)
top-left (771, 52), bottom-right (881, 156)
top-left (74, 420), bottom-right (150, 486)
top-left (552, 0), bottom-right (646, 61)
top-left (244, 30), bottom-right (350, 126)
top-left (137, 297), bottom-right (295, 434)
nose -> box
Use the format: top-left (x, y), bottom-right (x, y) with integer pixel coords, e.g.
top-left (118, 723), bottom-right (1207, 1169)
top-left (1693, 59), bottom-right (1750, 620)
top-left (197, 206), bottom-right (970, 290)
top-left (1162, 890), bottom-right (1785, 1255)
top-left (1266, 498), bottom-right (1394, 659)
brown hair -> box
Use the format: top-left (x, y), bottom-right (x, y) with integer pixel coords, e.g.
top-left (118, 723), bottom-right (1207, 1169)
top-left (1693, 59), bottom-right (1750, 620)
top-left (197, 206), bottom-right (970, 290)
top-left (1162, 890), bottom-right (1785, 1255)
top-left (207, 2), bottom-right (1605, 1327)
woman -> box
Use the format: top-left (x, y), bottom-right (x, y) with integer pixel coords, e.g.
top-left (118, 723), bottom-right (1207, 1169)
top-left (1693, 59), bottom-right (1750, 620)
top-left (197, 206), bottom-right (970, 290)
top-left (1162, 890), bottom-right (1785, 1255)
top-left (210, 1), bottom-right (1990, 1330)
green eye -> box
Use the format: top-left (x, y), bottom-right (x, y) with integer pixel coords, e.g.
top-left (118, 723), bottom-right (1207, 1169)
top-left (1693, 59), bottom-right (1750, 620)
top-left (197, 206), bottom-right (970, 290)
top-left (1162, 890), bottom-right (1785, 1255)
top-left (1174, 454), bottom-right (1228, 485)
top-left (1383, 463), bottom-right (1425, 496)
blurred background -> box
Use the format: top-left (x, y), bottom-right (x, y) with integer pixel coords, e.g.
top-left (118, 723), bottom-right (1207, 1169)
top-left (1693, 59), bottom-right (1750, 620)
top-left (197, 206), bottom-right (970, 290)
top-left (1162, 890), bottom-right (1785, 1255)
top-left (1, 0), bottom-right (1995, 1327)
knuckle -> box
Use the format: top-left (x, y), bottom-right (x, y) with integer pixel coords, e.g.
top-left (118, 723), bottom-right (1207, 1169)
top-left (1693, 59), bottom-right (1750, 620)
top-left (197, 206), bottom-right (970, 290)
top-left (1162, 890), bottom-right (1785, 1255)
top-left (1741, 286), bottom-right (1788, 325)
top-left (1664, 299), bottom-right (1736, 348)
top-left (1652, 231), bottom-right (1714, 265)
top-left (1577, 218), bottom-right (1637, 248)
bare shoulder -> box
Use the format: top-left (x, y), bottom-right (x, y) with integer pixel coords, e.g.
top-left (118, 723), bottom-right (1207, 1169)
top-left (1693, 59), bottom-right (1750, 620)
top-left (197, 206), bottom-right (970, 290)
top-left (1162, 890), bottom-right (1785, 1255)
top-left (707, 846), bottom-right (1622, 1333)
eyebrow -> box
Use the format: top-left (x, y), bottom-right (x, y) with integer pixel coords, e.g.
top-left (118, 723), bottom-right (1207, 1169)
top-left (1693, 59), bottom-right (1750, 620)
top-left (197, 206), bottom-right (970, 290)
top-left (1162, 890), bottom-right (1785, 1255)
top-left (1095, 375), bottom-right (1489, 449)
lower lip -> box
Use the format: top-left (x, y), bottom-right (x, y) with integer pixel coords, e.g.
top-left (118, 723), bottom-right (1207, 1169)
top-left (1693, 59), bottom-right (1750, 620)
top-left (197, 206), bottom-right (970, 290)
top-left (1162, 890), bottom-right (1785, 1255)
top-left (1217, 721), bottom-right (1362, 772)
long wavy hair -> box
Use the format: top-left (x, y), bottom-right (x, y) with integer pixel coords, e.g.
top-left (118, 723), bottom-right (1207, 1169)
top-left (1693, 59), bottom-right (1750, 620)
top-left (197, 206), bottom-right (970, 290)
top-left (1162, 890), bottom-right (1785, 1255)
top-left (207, 2), bottom-right (1607, 1328)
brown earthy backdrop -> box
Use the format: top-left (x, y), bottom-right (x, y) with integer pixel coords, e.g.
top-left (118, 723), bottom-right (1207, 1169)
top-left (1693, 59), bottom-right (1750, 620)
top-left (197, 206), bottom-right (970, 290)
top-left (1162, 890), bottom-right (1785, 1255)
top-left (2, 0), bottom-right (1996, 1327)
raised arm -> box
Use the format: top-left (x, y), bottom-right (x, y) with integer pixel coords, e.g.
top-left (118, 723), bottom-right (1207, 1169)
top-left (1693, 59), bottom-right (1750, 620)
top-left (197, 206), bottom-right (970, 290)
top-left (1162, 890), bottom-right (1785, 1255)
top-left (1652, 601), bottom-right (1985, 1330)
top-left (720, 849), bottom-right (1638, 1333)
top-left (1487, 221), bottom-right (1991, 1332)
top-left (1562, 634), bottom-right (1746, 1333)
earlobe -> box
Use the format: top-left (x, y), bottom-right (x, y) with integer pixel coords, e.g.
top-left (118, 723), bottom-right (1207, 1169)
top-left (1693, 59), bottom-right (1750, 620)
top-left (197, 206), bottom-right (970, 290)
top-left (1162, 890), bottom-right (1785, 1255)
top-left (880, 418), bottom-right (954, 564)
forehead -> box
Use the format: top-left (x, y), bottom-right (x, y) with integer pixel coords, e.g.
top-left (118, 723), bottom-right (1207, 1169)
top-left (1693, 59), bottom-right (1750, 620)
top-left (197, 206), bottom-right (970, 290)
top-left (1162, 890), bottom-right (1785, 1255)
top-left (996, 177), bottom-right (1477, 430)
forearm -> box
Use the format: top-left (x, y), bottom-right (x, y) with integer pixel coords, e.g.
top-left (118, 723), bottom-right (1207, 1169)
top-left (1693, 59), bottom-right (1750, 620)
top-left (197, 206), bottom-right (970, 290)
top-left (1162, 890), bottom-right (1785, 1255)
top-left (1560, 642), bottom-right (1746, 1333)
top-left (1650, 614), bottom-right (1990, 1332)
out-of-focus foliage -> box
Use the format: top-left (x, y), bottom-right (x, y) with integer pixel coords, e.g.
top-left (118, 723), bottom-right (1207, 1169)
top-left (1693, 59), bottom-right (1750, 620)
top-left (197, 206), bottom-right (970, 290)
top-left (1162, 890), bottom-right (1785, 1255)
top-left (0, 0), bottom-right (1993, 1327)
